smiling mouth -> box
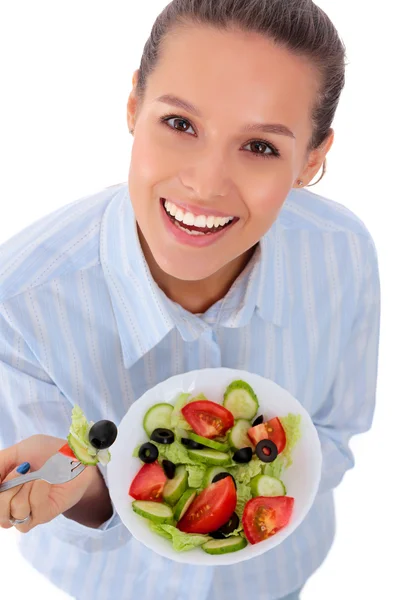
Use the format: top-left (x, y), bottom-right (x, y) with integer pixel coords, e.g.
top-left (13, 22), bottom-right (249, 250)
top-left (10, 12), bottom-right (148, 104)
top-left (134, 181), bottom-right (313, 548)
top-left (161, 198), bottom-right (238, 236)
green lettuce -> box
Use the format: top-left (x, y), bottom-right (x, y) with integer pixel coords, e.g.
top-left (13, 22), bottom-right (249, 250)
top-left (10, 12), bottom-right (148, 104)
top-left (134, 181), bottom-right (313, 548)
top-left (235, 481), bottom-right (252, 519)
top-left (230, 456), bottom-right (263, 485)
top-left (186, 464), bottom-right (207, 488)
top-left (149, 522), bottom-right (211, 552)
top-left (69, 405), bottom-right (96, 456)
top-left (170, 393), bottom-right (192, 430)
top-left (263, 413), bottom-right (302, 478)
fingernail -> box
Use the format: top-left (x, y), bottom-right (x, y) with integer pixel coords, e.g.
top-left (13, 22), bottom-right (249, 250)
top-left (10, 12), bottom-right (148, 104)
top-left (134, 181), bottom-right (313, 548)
top-left (16, 462), bottom-right (30, 474)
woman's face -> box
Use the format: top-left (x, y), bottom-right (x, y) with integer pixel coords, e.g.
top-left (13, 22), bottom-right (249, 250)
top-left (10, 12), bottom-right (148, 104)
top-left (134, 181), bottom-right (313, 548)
top-left (127, 25), bottom-right (330, 281)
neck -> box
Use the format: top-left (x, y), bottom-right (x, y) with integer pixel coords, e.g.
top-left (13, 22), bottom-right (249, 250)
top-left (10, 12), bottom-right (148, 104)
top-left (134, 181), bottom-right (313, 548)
top-left (138, 229), bottom-right (256, 314)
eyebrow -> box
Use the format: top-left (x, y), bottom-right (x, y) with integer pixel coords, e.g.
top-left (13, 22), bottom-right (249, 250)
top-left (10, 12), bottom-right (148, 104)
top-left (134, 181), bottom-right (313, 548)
top-left (155, 94), bottom-right (296, 139)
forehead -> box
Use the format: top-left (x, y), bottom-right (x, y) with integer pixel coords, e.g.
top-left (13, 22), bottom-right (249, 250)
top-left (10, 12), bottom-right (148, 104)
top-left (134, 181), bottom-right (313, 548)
top-left (148, 25), bottom-right (319, 131)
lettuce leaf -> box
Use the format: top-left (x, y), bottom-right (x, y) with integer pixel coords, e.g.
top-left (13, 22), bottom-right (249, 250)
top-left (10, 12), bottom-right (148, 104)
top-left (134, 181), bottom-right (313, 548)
top-left (263, 413), bottom-right (302, 478)
top-left (235, 481), bottom-right (252, 519)
top-left (149, 522), bottom-right (211, 552)
top-left (186, 464), bottom-right (207, 488)
top-left (230, 456), bottom-right (263, 485)
top-left (69, 405), bottom-right (97, 457)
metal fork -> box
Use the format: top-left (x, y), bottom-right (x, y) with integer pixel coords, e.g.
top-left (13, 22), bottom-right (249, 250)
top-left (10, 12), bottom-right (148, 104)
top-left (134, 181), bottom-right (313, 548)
top-left (0, 452), bottom-right (86, 493)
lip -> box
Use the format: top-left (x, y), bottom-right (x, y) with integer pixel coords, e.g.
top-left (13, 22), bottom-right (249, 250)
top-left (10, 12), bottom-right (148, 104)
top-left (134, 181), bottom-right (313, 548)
top-left (160, 200), bottom-right (237, 248)
top-left (161, 197), bottom-right (236, 218)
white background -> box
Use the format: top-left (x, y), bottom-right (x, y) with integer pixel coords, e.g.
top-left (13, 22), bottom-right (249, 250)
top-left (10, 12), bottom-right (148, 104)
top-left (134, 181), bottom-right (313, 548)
top-left (0, 1), bottom-right (398, 598)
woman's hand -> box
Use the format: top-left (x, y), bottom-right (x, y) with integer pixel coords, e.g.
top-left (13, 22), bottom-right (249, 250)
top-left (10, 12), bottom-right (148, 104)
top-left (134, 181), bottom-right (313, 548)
top-left (0, 434), bottom-right (99, 533)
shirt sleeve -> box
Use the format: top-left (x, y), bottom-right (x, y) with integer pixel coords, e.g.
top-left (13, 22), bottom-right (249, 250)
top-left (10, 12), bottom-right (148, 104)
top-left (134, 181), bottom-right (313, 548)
top-left (313, 236), bottom-right (381, 495)
top-left (0, 308), bottom-right (131, 552)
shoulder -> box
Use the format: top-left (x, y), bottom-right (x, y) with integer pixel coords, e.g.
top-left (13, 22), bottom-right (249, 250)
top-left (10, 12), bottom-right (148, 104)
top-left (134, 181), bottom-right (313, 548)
top-left (0, 183), bottom-right (126, 303)
top-left (279, 187), bottom-right (374, 239)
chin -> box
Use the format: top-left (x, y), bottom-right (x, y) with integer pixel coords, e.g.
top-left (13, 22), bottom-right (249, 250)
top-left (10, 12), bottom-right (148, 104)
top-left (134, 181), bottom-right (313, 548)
top-left (155, 250), bottom-right (223, 282)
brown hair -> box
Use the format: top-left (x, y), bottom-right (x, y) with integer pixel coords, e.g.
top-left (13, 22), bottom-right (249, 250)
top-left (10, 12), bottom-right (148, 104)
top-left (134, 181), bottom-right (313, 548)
top-left (136, 0), bottom-right (348, 187)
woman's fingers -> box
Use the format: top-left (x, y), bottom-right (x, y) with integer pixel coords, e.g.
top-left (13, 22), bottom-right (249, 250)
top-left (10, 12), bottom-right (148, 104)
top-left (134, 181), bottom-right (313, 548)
top-left (0, 462), bottom-right (32, 531)
top-left (9, 471), bottom-right (34, 533)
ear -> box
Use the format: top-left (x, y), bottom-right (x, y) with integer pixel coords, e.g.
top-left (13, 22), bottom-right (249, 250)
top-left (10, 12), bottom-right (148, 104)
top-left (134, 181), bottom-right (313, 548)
top-left (297, 128), bottom-right (335, 186)
top-left (127, 70), bottom-right (140, 133)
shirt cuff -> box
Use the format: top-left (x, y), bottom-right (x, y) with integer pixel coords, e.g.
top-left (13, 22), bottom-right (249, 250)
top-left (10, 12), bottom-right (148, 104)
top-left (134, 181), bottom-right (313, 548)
top-left (44, 461), bottom-right (132, 552)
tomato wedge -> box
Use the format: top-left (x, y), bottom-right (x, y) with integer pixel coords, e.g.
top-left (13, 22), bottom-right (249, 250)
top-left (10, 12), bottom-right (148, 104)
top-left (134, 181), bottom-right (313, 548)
top-left (58, 442), bottom-right (78, 460)
top-left (243, 496), bottom-right (294, 544)
top-left (182, 400), bottom-right (234, 438)
top-left (177, 476), bottom-right (237, 534)
top-left (129, 462), bottom-right (167, 502)
top-left (247, 417), bottom-right (286, 453)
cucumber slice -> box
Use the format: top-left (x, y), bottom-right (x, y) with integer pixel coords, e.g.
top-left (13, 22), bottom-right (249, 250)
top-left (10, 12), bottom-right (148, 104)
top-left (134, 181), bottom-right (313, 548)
top-left (187, 448), bottom-right (231, 466)
top-left (250, 474), bottom-right (287, 497)
top-left (143, 403), bottom-right (173, 437)
top-left (203, 466), bottom-right (229, 487)
top-left (174, 488), bottom-right (197, 521)
top-left (162, 465), bottom-right (188, 505)
top-left (223, 380), bottom-right (259, 420)
top-left (67, 433), bottom-right (98, 465)
top-left (227, 419), bottom-right (254, 451)
top-left (202, 536), bottom-right (248, 555)
top-left (132, 500), bottom-right (174, 523)
top-left (188, 432), bottom-right (229, 452)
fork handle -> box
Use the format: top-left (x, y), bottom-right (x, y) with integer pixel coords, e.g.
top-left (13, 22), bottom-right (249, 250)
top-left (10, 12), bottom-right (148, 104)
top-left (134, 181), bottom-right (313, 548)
top-left (0, 471), bottom-right (41, 493)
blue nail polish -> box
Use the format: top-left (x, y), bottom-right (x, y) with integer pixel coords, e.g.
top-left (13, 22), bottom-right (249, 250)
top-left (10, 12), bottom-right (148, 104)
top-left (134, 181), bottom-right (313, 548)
top-left (16, 462), bottom-right (30, 474)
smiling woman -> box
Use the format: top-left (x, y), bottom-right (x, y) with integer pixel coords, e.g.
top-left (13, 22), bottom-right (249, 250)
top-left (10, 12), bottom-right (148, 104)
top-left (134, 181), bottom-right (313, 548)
top-left (0, 2), bottom-right (380, 600)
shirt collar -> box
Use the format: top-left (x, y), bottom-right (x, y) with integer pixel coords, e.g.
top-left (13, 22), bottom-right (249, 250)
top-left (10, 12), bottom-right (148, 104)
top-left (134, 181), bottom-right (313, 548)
top-left (100, 184), bottom-right (290, 369)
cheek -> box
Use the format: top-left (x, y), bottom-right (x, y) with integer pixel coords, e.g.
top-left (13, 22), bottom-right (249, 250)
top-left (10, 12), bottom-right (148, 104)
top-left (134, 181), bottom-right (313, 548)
top-left (130, 131), bottom-right (176, 184)
top-left (247, 180), bottom-right (291, 223)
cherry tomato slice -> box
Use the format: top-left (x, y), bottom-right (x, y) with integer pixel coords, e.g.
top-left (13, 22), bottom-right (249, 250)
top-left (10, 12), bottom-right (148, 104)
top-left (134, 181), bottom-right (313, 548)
top-left (247, 417), bottom-right (286, 453)
top-left (177, 476), bottom-right (237, 534)
top-left (242, 496), bottom-right (294, 544)
top-left (182, 400), bottom-right (234, 439)
top-left (58, 442), bottom-right (78, 460)
top-left (129, 462), bottom-right (167, 502)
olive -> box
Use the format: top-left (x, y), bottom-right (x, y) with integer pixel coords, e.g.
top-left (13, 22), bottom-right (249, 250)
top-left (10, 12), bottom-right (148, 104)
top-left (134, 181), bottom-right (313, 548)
top-left (256, 439), bottom-right (278, 463)
top-left (232, 447), bottom-right (253, 463)
top-left (219, 512), bottom-right (240, 536)
top-left (209, 530), bottom-right (226, 539)
top-left (88, 420), bottom-right (118, 450)
top-left (138, 442), bottom-right (159, 464)
top-left (212, 472), bottom-right (237, 489)
top-left (252, 415), bottom-right (264, 427)
top-left (150, 428), bottom-right (175, 445)
top-left (162, 459), bottom-right (176, 479)
top-left (181, 437), bottom-right (205, 450)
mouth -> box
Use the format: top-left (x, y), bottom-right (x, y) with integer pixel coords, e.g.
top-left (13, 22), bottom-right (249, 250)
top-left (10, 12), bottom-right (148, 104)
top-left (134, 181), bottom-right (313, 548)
top-left (160, 198), bottom-right (239, 236)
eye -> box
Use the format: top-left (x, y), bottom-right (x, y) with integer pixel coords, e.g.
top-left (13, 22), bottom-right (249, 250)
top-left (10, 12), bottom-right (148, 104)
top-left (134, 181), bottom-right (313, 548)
top-left (242, 140), bottom-right (280, 160)
top-left (159, 114), bottom-right (281, 160)
top-left (161, 115), bottom-right (196, 136)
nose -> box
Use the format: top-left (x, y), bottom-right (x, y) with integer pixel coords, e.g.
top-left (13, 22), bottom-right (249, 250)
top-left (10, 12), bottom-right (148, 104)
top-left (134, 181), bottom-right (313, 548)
top-left (179, 147), bottom-right (233, 201)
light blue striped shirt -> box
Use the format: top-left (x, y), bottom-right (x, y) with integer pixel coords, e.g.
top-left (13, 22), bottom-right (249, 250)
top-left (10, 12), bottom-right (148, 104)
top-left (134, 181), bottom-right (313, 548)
top-left (0, 182), bottom-right (380, 600)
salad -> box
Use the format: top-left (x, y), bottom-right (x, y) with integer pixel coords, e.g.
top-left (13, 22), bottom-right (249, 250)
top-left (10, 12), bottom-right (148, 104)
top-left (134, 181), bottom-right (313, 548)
top-left (59, 405), bottom-right (118, 465)
top-left (131, 380), bottom-right (302, 555)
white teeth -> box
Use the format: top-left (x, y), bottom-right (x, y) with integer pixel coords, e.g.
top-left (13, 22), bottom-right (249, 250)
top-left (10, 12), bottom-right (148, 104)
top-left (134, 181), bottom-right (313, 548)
top-left (206, 215), bottom-right (215, 228)
top-left (182, 212), bottom-right (195, 226)
top-left (194, 215), bottom-right (207, 228)
top-left (175, 208), bottom-right (185, 222)
top-left (163, 199), bottom-right (235, 230)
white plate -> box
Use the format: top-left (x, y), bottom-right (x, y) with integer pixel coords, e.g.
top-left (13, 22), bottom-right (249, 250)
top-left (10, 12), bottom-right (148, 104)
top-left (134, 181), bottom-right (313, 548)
top-left (107, 368), bottom-right (322, 565)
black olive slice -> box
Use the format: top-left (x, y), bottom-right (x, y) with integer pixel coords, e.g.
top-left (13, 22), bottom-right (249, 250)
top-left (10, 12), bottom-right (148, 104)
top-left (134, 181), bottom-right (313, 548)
top-left (150, 428), bottom-right (175, 445)
top-left (252, 415), bottom-right (264, 427)
top-left (138, 442), bottom-right (159, 464)
top-left (89, 420), bottom-right (118, 450)
top-left (256, 439), bottom-right (278, 463)
top-left (219, 512), bottom-right (240, 536)
top-left (162, 459), bottom-right (176, 479)
top-left (232, 446), bottom-right (253, 463)
top-left (181, 437), bottom-right (205, 450)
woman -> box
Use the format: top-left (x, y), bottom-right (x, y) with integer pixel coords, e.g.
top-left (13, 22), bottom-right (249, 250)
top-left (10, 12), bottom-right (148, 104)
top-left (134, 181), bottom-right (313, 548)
top-left (0, 1), bottom-right (380, 599)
